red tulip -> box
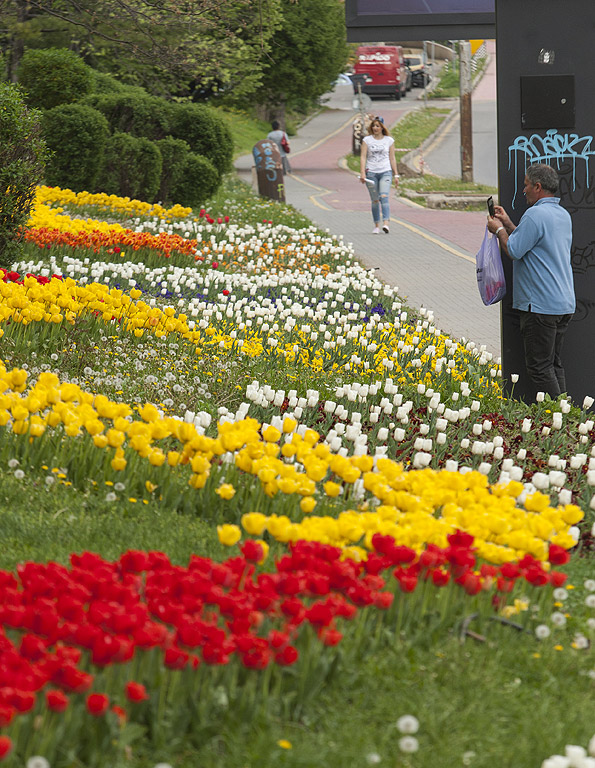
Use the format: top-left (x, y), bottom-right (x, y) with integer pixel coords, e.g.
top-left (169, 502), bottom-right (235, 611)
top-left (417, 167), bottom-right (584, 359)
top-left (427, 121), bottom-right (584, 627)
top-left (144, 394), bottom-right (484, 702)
top-left (0, 736), bottom-right (13, 760)
top-left (125, 681), bottom-right (149, 702)
top-left (46, 689), bottom-right (69, 712)
top-left (86, 693), bottom-right (110, 716)
top-left (241, 540), bottom-right (264, 563)
top-left (548, 544), bottom-right (570, 566)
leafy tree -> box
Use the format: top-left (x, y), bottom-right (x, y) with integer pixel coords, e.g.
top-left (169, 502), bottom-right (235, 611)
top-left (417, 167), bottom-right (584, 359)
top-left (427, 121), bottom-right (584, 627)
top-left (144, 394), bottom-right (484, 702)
top-left (0, 83), bottom-right (47, 267)
top-left (256, 0), bottom-right (348, 116)
top-left (2, 0), bottom-right (283, 101)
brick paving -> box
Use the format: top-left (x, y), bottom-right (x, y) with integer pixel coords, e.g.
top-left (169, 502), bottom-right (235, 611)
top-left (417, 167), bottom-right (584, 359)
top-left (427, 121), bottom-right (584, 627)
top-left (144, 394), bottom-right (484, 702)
top-left (236, 67), bottom-right (501, 357)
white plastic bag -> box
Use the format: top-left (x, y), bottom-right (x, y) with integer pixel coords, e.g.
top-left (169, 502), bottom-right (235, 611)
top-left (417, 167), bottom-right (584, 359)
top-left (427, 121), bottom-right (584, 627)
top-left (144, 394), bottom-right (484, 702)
top-left (475, 226), bottom-right (506, 306)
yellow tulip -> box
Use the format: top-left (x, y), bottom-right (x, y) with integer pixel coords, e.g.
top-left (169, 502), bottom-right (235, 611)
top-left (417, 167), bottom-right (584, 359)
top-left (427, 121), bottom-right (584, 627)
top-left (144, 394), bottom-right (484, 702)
top-left (189, 472), bottom-right (208, 489)
top-left (111, 454), bottom-right (127, 471)
top-left (148, 449), bottom-right (166, 467)
top-left (167, 450), bottom-right (181, 467)
top-left (300, 496), bottom-right (317, 514)
top-left (324, 480), bottom-right (342, 498)
top-left (215, 483), bottom-right (236, 500)
top-left (217, 524), bottom-right (241, 546)
top-left (241, 512), bottom-right (268, 536)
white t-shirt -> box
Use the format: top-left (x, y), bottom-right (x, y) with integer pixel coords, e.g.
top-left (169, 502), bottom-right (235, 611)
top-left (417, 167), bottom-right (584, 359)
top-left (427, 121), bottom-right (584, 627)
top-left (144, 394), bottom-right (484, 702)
top-left (363, 135), bottom-right (394, 173)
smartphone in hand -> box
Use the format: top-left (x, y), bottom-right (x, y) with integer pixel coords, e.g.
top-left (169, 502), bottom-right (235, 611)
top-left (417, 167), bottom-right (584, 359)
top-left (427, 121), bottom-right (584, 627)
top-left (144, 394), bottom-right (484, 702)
top-left (487, 196), bottom-right (495, 217)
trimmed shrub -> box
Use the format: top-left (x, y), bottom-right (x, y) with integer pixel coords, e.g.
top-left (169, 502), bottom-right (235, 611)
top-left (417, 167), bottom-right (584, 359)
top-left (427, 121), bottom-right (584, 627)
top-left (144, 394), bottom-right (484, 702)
top-left (86, 92), bottom-right (232, 179)
top-left (97, 133), bottom-right (162, 201)
top-left (171, 152), bottom-right (219, 209)
top-left (169, 102), bottom-right (233, 176)
top-left (17, 48), bottom-right (94, 110)
top-left (84, 92), bottom-right (172, 142)
top-left (89, 71), bottom-right (128, 95)
top-left (42, 104), bottom-right (109, 192)
top-left (155, 137), bottom-right (192, 205)
top-left (0, 83), bottom-right (47, 267)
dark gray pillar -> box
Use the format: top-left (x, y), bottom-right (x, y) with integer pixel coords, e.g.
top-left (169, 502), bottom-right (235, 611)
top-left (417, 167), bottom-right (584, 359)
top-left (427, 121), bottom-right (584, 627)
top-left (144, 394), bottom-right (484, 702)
top-left (497, 0), bottom-right (595, 403)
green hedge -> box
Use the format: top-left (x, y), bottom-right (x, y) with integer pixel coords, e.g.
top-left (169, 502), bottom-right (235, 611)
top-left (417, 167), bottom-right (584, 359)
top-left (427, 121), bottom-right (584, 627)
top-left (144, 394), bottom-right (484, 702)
top-left (84, 92), bottom-right (172, 141)
top-left (0, 83), bottom-right (47, 267)
top-left (84, 92), bottom-right (232, 178)
top-left (171, 152), bottom-right (220, 208)
top-left (155, 137), bottom-right (192, 204)
top-left (17, 48), bottom-right (94, 110)
top-left (169, 103), bottom-right (233, 176)
top-left (42, 104), bottom-right (109, 192)
top-left (97, 132), bottom-right (162, 201)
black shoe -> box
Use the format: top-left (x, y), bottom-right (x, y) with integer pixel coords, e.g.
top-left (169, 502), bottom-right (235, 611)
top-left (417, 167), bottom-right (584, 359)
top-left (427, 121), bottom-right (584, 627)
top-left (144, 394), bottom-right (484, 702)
top-left (383, 225), bottom-right (389, 234)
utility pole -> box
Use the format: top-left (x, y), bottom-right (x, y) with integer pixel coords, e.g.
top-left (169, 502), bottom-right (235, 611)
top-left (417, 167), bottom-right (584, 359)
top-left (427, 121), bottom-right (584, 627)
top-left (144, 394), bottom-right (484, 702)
top-left (459, 40), bottom-right (473, 182)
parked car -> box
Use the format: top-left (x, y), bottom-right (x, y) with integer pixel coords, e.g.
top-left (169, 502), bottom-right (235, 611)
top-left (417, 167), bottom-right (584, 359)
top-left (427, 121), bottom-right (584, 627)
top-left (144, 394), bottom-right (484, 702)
top-left (334, 73), bottom-right (354, 86)
top-left (404, 56), bottom-right (431, 88)
top-left (353, 45), bottom-right (408, 100)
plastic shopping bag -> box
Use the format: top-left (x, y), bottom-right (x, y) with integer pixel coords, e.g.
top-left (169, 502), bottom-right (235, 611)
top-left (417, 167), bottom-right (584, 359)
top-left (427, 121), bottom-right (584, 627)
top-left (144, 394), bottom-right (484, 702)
top-left (475, 226), bottom-right (506, 306)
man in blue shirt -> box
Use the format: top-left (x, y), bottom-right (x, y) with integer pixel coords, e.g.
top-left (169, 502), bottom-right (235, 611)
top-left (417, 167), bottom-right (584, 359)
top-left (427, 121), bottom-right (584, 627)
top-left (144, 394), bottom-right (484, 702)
top-left (487, 163), bottom-right (575, 399)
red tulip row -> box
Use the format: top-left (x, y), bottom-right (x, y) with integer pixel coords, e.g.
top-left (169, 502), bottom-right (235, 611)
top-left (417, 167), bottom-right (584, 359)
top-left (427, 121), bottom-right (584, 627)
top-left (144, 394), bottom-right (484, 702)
top-left (0, 268), bottom-right (62, 285)
top-left (0, 535), bottom-right (568, 760)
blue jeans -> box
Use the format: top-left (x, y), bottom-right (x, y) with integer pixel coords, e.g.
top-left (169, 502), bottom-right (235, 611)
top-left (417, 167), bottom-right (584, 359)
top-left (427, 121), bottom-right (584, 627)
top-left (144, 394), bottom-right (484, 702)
top-left (365, 171), bottom-right (393, 223)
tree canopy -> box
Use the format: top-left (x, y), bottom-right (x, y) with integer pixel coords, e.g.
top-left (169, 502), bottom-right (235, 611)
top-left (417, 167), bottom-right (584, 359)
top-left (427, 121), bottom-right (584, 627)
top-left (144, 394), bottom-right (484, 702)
top-left (2, 0), bottom-right (283, 99)
top-left (256, 0), bottom-right (348, 110)
top-left (1, 0), bottom-right (349, 109)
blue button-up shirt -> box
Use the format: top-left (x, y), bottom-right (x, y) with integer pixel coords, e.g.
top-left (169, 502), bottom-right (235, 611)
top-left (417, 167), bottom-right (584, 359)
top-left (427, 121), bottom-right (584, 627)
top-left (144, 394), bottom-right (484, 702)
top-left (507, 197), bottom-right (575, 315)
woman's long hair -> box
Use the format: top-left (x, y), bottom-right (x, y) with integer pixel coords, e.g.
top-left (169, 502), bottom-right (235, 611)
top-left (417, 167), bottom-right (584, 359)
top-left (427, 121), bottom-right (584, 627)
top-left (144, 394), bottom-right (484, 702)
top-left (368, 119), bottom-right (389, 136)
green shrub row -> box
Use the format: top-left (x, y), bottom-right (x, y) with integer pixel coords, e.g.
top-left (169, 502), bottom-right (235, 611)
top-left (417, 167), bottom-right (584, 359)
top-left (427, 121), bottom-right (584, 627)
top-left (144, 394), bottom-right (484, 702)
top-left (17, 48), bottom-right (232, 207)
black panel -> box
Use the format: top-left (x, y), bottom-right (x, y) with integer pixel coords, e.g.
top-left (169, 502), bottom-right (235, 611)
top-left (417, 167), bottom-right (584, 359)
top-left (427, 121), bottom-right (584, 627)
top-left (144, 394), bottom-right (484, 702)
top-left (497, 0), bottom-right (595, 404)
top-left (345, 0), bottom-right (495, 40)
top-left (520, 75), bottom-right (575, 130)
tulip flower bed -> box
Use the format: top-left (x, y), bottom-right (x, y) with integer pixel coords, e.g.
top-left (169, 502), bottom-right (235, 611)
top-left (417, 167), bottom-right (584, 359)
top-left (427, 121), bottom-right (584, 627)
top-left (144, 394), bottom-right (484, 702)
top-left (0, 536), bottom-right (584, 767)
top-left (0, 176), bottom-right (594, 767)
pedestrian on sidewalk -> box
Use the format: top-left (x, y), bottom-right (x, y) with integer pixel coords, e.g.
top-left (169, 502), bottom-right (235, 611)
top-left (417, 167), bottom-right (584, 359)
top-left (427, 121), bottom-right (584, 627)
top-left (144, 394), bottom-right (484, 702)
top-left (359, 117), bottom-right (399, 234)
top-left (267, 120), bottom-right (291, 175)
top-left (487, 163), bottom-right (575, 400)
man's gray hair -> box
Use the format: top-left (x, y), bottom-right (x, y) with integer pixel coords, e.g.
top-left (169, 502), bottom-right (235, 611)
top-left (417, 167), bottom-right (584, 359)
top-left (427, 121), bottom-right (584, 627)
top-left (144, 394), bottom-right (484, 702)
top-left (526, 163), bottom-right (560, 195)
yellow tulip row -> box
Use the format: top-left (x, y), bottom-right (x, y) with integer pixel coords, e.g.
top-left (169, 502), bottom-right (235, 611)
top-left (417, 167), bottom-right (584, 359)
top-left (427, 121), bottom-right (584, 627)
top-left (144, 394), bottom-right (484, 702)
top-left (0, 359), bottom-right (581, 565)
top-left (0, 276), bottom-right (494, 388)
top-left (234, 446), bottom-right (581, 563)
top-left (34, 185), bottom-right (193, 222)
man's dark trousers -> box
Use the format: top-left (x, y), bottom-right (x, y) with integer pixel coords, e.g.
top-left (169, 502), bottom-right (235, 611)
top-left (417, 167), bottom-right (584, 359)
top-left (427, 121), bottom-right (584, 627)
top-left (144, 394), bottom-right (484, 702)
top-left (519, 310), bottom-right (573, 398)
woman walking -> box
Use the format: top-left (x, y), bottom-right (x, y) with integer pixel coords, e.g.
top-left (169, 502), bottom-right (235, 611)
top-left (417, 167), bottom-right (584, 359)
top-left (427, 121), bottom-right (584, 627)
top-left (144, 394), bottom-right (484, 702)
top-left (360, 117), bottom-right (399, 234)
top-left (267, 120), bottom-right (291, 175)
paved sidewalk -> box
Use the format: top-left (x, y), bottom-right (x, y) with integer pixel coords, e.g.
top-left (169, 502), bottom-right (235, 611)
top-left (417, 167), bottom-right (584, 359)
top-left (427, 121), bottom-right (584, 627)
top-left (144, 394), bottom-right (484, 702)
top-left (237, 77), bottom-right (501, 356)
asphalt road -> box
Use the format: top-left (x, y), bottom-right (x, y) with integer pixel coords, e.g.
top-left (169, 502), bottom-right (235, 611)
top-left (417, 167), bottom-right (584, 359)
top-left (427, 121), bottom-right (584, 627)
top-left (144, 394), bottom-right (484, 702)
top-left (422, 40), bottom-right (498, 188)
top-left (423, 101), bottom-right (498, 187)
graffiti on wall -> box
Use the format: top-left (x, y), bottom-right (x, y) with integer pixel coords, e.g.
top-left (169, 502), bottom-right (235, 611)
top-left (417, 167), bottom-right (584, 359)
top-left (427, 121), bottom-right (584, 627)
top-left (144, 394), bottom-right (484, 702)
top-left (508, 129), bottom-right (595, 207)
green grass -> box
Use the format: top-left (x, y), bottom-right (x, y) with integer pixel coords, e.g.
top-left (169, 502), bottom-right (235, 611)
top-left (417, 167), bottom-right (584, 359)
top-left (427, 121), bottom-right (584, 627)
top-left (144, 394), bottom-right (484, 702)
top-left (0, 471), bottom-right (223, 570)
top-left (401, 175), bottom-right (497, 194)
top-left (219, 104), bottom-right (321, 159)
top-left (430, 55), bottom-right (488, 100)
top-left (391, 107), bottom-right (451, 162)
top-left (218, 108), bottom-right (273, 159)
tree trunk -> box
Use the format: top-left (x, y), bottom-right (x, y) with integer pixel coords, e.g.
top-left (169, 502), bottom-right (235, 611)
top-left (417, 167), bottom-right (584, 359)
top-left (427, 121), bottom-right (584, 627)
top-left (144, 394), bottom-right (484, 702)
top-left (7, 0), bottom-right (29, 83)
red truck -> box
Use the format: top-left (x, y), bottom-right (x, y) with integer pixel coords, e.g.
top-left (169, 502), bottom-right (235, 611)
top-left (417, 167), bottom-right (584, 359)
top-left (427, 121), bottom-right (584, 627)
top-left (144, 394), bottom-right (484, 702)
top-left (352, 45), bottom-right (410, 100)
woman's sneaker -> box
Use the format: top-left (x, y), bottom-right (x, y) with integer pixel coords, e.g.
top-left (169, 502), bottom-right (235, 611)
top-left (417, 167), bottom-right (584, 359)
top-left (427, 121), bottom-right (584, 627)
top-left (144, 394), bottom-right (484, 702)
top-left (383, 225), bottom-right (390, 234)
top-left (372, 226), bottom-right (380, 234)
